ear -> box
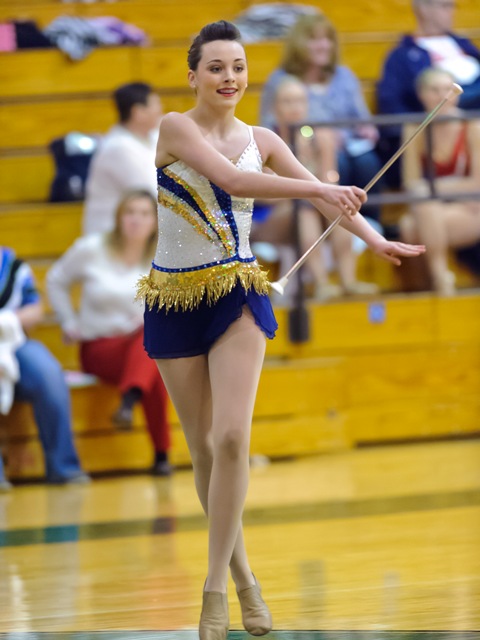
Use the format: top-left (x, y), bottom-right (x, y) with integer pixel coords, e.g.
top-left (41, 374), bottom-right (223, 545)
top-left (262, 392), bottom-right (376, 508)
top-left (129, 102), bottom-right (144, 121)
top-left (187, 70), bottom-right (197, 91)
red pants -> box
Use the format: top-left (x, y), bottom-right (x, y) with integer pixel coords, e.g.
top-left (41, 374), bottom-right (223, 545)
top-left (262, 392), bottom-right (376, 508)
top-left (80, 328), bottom-right (170, 453)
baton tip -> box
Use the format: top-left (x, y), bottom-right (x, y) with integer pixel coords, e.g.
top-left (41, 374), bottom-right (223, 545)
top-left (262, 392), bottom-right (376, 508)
top-left (270, 281), bottom-right (285, 296)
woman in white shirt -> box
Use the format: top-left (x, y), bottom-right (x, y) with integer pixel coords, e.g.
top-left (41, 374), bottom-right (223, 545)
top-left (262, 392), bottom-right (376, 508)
top-left (47, 189), bottom-right (172, 475)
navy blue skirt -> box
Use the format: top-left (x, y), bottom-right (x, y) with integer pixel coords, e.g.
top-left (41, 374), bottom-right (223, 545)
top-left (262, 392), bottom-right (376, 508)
top-left (144, 282), bottom-right (278, 359)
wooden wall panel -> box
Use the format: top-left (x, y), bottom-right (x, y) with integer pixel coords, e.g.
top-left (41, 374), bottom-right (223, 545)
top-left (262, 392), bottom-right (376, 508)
top-left (0, 154), bottom-right (53, 202)
top-left (0, 202), bottom-right (82, 255)
top-left (0, 0), bottom-right (478, 40)
top-left (0, 47), bottom-right (136, 98)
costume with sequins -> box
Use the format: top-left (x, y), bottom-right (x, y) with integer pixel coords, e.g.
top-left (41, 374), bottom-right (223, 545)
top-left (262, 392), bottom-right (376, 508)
top-left (138, 126), bottom-right (270, 310)
top-left (138, 126), bottom-right (277, 358)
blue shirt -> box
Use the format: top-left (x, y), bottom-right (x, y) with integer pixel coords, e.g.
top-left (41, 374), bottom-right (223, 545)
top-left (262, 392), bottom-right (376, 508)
top-left (0, 247), bottom-right (40, 311)
top-left (260, 65), bottom-right (373, 144)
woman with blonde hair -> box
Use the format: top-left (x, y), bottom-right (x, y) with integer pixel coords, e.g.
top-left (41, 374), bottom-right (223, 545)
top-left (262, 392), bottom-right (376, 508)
top-left (400, 67), bottom-right (480, 295)
top-left (260, 13), bottom-right (384, 232)
top-left (47, 189), bottom-right (172, 475)
top-left (253, 75), bottom-right (372, 298)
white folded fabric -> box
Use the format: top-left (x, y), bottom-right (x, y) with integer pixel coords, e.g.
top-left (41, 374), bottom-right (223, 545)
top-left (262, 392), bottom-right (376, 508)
top-left (0, 310), bottom-right (26, 415)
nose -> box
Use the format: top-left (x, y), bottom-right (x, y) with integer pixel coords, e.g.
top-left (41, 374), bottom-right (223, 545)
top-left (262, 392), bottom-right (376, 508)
top-left (223, 68), bottom-right (235, 82)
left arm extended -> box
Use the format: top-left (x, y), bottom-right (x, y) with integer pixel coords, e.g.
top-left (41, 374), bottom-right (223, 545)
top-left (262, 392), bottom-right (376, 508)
top-left (256, 126), bottom-right (425, 265)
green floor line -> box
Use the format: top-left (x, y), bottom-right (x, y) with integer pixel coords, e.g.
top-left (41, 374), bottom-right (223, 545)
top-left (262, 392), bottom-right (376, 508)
top-left (1, 488), bottom-right (479, 548)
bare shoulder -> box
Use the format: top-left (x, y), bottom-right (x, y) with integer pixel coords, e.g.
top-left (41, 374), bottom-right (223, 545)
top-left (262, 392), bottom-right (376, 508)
top-left (159, 111), bottom-right (196, 136)
top-left (252, 125), bottom-right (278, 143)
top-left (156, 111), bottom-right (199, 167)
top-left (252, 125), bottom-right (284, 156)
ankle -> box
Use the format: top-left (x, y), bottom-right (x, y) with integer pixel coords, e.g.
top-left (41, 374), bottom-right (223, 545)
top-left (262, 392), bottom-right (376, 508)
top-left (121, 386), bottom-right (142, 410)
top-left (204, 577), bottom-right (228, 593)
top-left (232, 570), bottom-right (255, 592)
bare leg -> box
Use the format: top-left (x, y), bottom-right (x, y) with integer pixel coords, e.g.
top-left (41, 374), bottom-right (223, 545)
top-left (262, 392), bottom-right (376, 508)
top-left (156, 355), bottom-right (212, 504)
top-left (442, 203), bottom-right (480, 248)
top-left (205, 309), bottom-right (266, 592)
top-left (314, 126), bottom-right (338, 184)
top-left (157, 314), bottom-right (264, 590)
top-left (412, 200), bottom-right (451, 292)
top-left (329, 224), bottom-right (357, 290)
top-left (298, 206), bottom-right (330, 288)
top-left (399, 213), bottom-right (419, 244)
top-left (156, 354), bottom-right (255, 591)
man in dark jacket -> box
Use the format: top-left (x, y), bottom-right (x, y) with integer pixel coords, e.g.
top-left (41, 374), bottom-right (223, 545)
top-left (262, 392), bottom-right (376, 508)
top-left (376, 0), bottom-right (480, 185)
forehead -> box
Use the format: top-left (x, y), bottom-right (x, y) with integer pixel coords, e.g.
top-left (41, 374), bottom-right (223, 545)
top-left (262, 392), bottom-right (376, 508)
top-left (424, 0), bottom-right (455, 9)
top-left (276, 81), bottom-right (307, 99)
top-left (199, 39), bottom-right (246, 63)
top-left (123, 196), bottom-right (154, 209)
top-left (310, 25), bottom-right (331, 39)
top-left (422, 72), bottom-right (453, 88)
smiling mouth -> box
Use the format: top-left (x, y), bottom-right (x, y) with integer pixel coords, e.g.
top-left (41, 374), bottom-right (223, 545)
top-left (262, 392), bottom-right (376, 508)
top-left (217, 89), bottom-right (238, 96)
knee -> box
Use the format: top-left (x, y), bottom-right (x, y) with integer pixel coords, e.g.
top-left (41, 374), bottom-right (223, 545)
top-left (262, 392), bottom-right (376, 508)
top-left (215, 426), bottom-right (249, 461)
top-left (17, 342), bottom-right (66, 394)
top-left (191, 444), bottom-right (213, 470)
top-left (399, 214), bottom-right (417, 243)
top-left (189, 432), bottom-right (213, 467)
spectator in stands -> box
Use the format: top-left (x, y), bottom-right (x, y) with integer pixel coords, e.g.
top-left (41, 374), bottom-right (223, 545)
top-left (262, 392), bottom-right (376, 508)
top-left (253, 75), bottom-right (378, 298)
top-left (82, 82), bottom-right (162, 235)
top-left (47, 190), bottom-right (172, 476)
top-left (399, 68), bottom-right (480, 295)
top-left (377, 0), bottom-right (480, 186)
top-left (0, 246), bottom-right (89, 491)
top-left (260, 13), bottom-right (384, 226)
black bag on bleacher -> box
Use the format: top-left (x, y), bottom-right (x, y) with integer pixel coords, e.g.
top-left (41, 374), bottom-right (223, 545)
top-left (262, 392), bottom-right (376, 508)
top-left (49, 132), bottom-right (97, 202)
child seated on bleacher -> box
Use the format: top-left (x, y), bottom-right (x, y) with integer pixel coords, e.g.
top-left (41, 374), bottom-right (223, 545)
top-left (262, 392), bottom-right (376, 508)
top-left (252, 75), bottom-right (378, 299)
top-left (399, 68), bottom-right (480, 295)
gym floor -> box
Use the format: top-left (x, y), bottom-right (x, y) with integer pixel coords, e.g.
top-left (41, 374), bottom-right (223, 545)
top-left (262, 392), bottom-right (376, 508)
top-left (1, 440), bottom-right (479, 637)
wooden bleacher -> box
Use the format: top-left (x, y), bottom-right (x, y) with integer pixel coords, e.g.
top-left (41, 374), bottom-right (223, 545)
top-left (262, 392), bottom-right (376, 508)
top-left (4, 293), bottom-right (480, 480)
top-left (1, 0), bottom-right (479, 200)
top-left (1, 0), bottom-right (480, 480)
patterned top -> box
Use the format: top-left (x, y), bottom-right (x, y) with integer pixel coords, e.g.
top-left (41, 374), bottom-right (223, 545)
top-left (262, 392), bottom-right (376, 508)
top-left (0, 247), bottom-right (40, 311)
top-left (137, 126), bottom-right (270, 311)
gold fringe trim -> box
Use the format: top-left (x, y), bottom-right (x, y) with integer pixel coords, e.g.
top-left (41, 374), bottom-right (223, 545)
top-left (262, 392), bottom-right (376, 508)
top-left (136, 261), bottom-right (270, 312)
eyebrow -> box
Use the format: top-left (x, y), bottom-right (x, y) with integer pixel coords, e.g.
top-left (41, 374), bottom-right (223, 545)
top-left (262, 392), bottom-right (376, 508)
top-left (206, 58), bottom-right (246, 63)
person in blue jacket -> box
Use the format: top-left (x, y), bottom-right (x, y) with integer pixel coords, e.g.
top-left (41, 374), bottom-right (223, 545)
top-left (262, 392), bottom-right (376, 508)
top-left (0, 246), bottom-right (89, 490)
top-left (376, 0), bottom-right (480, 186)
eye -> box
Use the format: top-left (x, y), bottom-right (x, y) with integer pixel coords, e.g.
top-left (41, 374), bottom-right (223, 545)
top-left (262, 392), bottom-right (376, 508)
top-left (209, 66), bottom-right (221, 73)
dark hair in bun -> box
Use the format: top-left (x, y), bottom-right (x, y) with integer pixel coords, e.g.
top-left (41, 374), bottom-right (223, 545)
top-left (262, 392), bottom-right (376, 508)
top-left (187, 21), bottom-right (242, 71)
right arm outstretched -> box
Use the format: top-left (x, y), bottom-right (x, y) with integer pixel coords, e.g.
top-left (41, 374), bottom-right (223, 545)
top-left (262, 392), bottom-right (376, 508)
top-left (156, 112), bottom-right (366, 215)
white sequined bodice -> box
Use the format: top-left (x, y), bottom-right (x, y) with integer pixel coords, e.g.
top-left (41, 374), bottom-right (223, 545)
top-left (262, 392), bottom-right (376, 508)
top-left (153, 126), bottom-right (263, 271)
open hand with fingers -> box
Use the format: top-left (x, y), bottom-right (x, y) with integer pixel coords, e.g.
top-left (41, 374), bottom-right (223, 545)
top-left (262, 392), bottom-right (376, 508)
top-left (370, 238), bottom-right (426, 265)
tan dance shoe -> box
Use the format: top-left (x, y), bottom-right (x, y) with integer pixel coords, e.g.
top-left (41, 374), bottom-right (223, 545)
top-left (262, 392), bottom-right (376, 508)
top-left (237, 576), bottom-right (272, 636)
top-left (199, 590), bottom-right (229, 640)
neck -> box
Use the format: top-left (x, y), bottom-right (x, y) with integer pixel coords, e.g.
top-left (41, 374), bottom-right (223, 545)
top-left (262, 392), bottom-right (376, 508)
top-left (190, 101), bottom-right (237, 134)
top-left (415, 23), bottom-right (446, 37)
top-left (119, 240), bottom-right (147, 265)
top-left (303, 65), bottom-right (329, 84)
top-left (433, 105), bottom-right (462, 124)
top-left (122, 121), bottom-right (151, 140)
top-left (277, 123), bottom-right (291, 142)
